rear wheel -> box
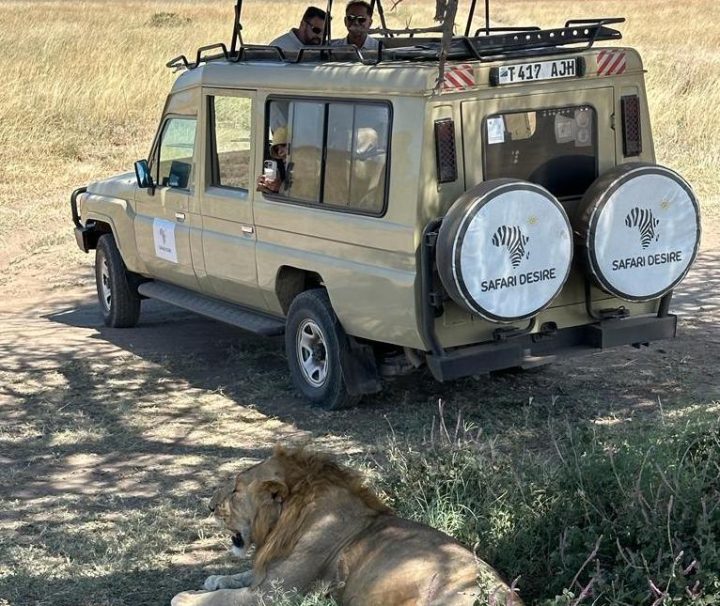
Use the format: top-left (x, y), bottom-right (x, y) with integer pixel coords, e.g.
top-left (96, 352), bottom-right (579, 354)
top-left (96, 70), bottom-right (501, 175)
top-left (285, 289), bottom-right (361, 410)
top-left (95, 234), bottom-right (141, 328)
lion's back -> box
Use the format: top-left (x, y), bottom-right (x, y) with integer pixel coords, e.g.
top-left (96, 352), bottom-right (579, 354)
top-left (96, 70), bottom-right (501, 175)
top-left (337, 515), bottom-right (519, 606)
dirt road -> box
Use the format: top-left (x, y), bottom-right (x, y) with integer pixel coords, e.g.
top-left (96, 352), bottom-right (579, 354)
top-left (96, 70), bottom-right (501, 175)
top-left (2, 231), bottom-right (719, 457)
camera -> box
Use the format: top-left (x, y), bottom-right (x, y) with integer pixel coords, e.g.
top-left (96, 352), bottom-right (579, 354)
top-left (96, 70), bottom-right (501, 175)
top-left (263, 160), bottom-right (278, 181)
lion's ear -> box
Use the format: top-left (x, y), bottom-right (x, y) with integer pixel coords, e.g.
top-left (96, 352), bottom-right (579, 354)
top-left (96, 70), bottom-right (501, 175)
top-left (262, 479), bottom-right (288, 503)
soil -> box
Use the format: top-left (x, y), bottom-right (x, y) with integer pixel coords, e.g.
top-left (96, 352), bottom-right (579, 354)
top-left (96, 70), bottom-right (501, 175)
top-left (2, 223), bottom-right (719, 461)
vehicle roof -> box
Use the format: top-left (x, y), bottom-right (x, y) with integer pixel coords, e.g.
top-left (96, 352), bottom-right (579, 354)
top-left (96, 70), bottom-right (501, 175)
top-left (170, 46), bottom-right (642, 97)
top-left (171, 59), bottom-right (440, 96)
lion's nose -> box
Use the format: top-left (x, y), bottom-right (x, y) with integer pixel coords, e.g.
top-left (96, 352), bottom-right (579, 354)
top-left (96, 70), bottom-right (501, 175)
top-left (208, 502), bottom-right (216, 513)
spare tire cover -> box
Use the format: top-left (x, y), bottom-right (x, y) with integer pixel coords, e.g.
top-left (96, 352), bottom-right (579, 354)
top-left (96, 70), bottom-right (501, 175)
top-left (577, 163), bottom-right (701, 302)
top-left (437, 179), bottom-right (573, 323)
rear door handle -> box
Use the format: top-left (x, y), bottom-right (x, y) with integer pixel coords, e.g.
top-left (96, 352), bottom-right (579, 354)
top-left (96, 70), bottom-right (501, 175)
top-left (175, 212), bottom-right (186, 222)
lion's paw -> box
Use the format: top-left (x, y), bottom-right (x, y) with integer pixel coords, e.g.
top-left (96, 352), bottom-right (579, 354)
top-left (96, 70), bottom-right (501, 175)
top-left (171, 590), bottom-right (211, 606)
top-left (203, 575), bottom-right (225, 591)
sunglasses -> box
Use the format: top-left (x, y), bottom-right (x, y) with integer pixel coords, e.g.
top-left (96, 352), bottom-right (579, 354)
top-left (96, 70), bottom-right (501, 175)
top-left (304, 21), bottom-right (324, 35)
top-left (345, 15), bottom-right (368, 25)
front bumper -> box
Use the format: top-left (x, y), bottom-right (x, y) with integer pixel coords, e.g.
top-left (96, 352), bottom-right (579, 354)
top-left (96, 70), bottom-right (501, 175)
top-left (74, 224), bottom-right (95, 253)
top-left (426, 314), bottom-right (677, 381)
top-left (70, 187), bottom-right (92, 253)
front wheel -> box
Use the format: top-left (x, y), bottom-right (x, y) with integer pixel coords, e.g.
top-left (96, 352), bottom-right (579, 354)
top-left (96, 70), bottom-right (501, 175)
top-left (95, 234), bottom-right (141, 328)
top-left (285, 289), bottom-right (361, 410)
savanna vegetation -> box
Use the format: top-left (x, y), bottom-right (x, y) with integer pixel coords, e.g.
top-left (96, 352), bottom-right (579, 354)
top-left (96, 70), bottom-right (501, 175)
top-left (1, 1), bottom-right (718, 605)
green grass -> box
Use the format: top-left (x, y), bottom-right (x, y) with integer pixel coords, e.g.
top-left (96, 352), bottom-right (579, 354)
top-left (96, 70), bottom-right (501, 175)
top-left (375, 407), bottom-right (720, 604)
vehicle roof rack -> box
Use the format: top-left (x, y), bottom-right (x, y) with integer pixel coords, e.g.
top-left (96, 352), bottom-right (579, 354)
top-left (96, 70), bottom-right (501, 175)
top-left (166, 0), bottom-right (624, 87)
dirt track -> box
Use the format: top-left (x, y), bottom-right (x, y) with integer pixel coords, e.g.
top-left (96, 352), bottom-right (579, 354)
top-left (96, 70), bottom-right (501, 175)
top-left (2, 232), bottom-right (720, 449)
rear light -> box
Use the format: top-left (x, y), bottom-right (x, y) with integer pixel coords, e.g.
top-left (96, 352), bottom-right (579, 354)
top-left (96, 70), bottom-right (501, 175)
top-left (621, 95), bottom-right (642, 157)
top-left (434, 118), bottom-right (457, 183)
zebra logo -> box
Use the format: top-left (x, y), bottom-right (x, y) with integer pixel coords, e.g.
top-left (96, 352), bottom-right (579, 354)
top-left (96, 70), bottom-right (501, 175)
top-left (491, 225), bottom-right (530, 268)
top-left (625, 207), bottom-right (660, 249)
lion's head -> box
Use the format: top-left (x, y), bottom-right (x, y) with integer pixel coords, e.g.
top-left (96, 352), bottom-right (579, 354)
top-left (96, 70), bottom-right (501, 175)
top-left (209, 456), bottom-right (289, 559)
top-left (209, 446), bottom-right (390, 570)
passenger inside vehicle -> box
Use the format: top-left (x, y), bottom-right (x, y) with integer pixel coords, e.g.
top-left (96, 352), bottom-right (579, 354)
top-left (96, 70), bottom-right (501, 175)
top-left (256, 126), bottom-right (289, 194)
top-left (259, 99), bottom-right (388, 213)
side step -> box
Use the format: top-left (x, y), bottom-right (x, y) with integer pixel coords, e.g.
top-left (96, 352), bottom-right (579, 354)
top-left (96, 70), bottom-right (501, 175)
top-left (137, 281), bottom-right (285, 336)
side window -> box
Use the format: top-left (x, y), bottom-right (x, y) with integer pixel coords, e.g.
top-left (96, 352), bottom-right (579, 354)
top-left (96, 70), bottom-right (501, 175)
top-left (326, 103), bottom-right (389, 213)
top-left (157, 118), bottom-right (197, 189)
top-left (210, 96), bottom-right (252, 191)
top-left (263, 99), bottom-right (390, 214)
top-left (286, 102), bottom-right (324, 202)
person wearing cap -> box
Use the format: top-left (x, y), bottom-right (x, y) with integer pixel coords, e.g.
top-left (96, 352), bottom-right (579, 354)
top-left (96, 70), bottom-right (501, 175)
top-left (256, 127), bottom-right (289, 194)
top-left (332, 0), bottom-right (379, 51)
top-left (270, 6), bottom-right (327, 53)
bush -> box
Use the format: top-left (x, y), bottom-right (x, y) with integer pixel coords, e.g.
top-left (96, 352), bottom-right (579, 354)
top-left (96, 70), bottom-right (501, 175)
top-left (376, 407), bottom-right (720, 605)
top-left (147, 12), bottom-right (191, 28)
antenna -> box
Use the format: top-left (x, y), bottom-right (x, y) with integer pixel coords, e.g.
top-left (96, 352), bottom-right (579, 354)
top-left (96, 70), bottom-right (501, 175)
top-left (464, 0), bottom-right (477, 37)
top-left (371, 0), bottom-right (391, 37)
top-left (230, 0), bottom-right (243, 54)
top-left (324, 0), bottom-right (334, 44)
top-left (465, 0), bottom-right (490, 37)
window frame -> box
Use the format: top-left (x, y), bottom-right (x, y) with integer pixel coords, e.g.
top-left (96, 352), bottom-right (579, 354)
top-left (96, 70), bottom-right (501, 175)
top-left (207, 93), bottom-right (254, 193)
top-left (263, 95), bottom-right (393, 217)
top-left (152, 114), bottom-right (198, 192)
top-left (481, 103), bottom-right (599, 200)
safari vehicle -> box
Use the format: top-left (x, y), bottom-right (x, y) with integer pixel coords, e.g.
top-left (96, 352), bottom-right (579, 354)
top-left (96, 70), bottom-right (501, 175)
top-left (71, 0), bottom-right (701, 409)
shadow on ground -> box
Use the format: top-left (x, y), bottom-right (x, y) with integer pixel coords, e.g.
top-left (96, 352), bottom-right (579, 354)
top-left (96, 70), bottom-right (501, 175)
top-left (1, 249), bottom-right (717, 605)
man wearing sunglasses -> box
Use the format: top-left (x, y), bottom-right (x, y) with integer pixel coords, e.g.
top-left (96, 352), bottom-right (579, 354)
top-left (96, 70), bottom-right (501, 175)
top-left (332, 0), bottom-right (378, 51)
top-left (270, 6), bottom-right (327, 51)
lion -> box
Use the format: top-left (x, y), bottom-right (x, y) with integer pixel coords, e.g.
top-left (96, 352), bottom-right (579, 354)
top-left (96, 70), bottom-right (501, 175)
top-left (171, 446), bottom-right (523, 606)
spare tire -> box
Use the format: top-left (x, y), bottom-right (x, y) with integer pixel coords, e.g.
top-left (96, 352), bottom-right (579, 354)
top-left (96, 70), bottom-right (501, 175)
top-left (436, 179), bottom-right (573, 323)
top-left (576, 163), bottom-right (701, 302)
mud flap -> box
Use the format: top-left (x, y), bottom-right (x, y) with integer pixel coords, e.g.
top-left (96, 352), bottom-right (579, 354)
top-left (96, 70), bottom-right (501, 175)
top-left (341, 338), bottom-right (382, 396)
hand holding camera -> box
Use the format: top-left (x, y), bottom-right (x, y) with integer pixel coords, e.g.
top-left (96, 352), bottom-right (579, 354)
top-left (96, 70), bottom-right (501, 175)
top-left (257, 160), bottom-right (282, 194)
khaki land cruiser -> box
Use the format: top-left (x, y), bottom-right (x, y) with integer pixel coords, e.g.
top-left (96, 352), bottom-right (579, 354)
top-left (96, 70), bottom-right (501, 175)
top-left (71, 1), bottom-right (701, 409)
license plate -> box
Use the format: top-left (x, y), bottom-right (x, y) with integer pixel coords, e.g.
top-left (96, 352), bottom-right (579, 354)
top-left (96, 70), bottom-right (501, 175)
top-left (495, 58), bottom-right (579, 85)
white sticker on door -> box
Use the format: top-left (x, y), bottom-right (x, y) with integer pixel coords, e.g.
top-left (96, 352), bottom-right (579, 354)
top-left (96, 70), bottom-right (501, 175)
top-left (486, 116), bottom-right (505, 144)
top-left (153, 219), bottom-right (178, 263)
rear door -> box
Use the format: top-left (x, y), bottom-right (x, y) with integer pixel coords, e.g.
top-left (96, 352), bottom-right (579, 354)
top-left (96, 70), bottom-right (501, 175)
top-left (196, 89), bottom-right (266, 310)
top-left (461, 86), bottom-right (615, 305)
top-left (461, 86), bottom-right (615, 204)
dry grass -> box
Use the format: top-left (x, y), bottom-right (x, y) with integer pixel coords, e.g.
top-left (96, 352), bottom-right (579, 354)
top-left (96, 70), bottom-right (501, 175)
top-left (493, 0), bottom-right (720, 216)
top-left (0, 0), bottom-right (718, 254)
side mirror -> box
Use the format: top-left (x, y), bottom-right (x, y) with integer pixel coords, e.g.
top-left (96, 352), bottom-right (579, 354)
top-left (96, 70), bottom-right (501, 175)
top-left (134, 160), bottom-right (154, 190)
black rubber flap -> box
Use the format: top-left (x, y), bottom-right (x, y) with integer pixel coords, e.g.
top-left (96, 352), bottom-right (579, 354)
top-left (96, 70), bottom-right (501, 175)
top-left (436, 179), bottom-right (573, 323)
top-left (575, 163), bottom-right (701, 302)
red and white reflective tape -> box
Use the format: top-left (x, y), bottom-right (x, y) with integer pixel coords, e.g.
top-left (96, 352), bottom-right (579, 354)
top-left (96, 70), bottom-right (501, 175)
top-left (442, 64), bottom-right (476, 91)
top-left (596, 50), bottom-right (627, 76)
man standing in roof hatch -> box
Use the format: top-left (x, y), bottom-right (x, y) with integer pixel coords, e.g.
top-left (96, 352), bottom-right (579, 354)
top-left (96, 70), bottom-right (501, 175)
top-left (270, 6), bottom-right (327, 51)
top-left (332, 0), bottom-right (379, 51)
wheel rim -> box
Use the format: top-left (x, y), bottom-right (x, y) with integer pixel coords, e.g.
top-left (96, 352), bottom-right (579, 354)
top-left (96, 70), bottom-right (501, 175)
top-left (99, 252), bottom-right (112, 312)
top-left (296, 319), bottom-right (328, 388)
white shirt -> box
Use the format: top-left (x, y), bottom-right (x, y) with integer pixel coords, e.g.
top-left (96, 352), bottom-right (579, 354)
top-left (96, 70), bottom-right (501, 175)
top-left (269, 30), bottom-right (305, 51)
top-left (331, 35), bottom-right (379, 51)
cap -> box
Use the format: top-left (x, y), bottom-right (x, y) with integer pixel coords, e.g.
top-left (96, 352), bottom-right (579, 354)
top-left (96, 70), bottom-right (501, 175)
top-left (271, 126), bottom-right (289, 147)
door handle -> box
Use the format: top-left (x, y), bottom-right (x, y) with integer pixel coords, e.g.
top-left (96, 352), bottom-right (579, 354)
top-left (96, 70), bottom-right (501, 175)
top-left (241, 225), bottom-right (254, 235)
top-left (175, 212), bottom-right (186, 222)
